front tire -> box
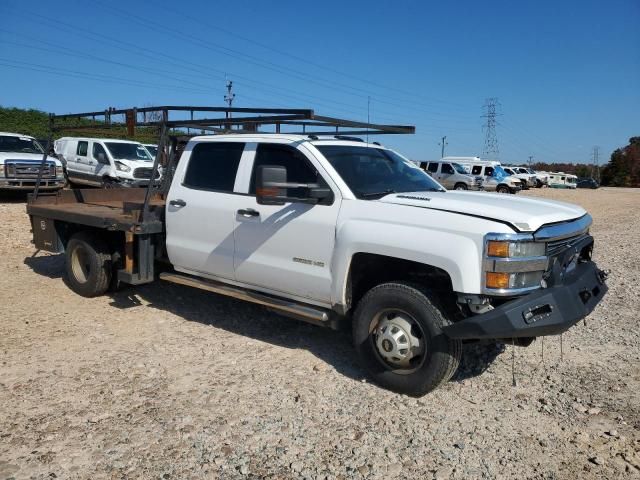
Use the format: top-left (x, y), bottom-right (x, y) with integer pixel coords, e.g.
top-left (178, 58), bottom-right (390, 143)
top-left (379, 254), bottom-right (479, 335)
top-left (454, 183), bottom-right (468, 191)
top-left (496, 185), bottom-right (510, 194)
top-left (352, 282), bottom-right (461, 396)
top-left (65, 232), bottom-right (113, 297)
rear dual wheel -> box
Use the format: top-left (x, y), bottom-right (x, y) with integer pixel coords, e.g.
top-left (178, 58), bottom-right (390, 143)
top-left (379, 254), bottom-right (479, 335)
top-left (352, 282), bottom-right (461, 396)
top-left (65, 232), bottom-right (113, 297)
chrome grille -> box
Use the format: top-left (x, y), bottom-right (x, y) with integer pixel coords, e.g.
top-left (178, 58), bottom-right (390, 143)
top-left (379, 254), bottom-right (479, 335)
top-left (5, 161), bottom-right (56, 178)
top-left (133, 167), bottom-right (159, 179)
top-left (546, 233), bottom-right (590, 256)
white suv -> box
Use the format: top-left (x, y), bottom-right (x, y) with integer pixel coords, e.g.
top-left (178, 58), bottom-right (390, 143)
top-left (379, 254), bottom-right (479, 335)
top-left (55, 137), bottom-right (160, 187)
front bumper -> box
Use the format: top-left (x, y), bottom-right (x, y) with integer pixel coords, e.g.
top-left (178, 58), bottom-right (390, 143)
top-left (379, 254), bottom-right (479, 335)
top-left (444, 260), bottom-right (607, 340)
top-left (0, 178), bottom-right (65, 190)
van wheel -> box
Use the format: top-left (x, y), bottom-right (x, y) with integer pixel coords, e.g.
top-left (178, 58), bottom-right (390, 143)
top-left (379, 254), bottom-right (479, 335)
top-left (352, 282), bottom-right (461, 396)
top-left (102, 177), bottom-right (120, 189)
top-left (454, 183), bottom-right (468, 190)
top-left (497, 185), bottom-right (510, 194)
top-left (65, 232), bottom-right (113, 297)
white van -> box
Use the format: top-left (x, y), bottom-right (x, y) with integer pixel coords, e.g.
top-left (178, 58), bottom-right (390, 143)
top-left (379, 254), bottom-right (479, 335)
top-left (54, 137), bottom-right (160, 187)
top-left (547, 172), bottom-right (578, 189)
top-left (419, 160), bottom-right (483, 190)
top-left (442, 157), bottom-right (522, 194)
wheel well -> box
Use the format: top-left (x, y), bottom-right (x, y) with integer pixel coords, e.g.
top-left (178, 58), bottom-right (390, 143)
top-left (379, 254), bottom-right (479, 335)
top-left (54, 222), bottom-right (124, 257)
top-left (346, 253), bottom-right (455, 312)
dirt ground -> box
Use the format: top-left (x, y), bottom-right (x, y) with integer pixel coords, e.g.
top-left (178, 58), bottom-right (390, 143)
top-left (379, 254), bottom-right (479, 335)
top-left (0, 187), bottom-right (638, 480)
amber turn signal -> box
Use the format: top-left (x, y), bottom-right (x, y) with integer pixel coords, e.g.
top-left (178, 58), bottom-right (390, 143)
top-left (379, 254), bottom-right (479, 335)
top-left (487, 240), bottom-right (509, 257)
top-left (486, 272), bottom-right (510, 289)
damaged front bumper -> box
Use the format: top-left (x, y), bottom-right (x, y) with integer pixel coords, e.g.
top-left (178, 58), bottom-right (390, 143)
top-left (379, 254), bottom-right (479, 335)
top-left (444, 260), bottom-right (608, 340)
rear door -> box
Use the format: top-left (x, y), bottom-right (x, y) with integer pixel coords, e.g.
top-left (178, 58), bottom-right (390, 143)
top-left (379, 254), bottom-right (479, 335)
top-left (67, 140), bottom-right (88, 181)
top-left (233, 141), bottom-right (340, 303)
top-left (165, 141), bottom-right (248, 281)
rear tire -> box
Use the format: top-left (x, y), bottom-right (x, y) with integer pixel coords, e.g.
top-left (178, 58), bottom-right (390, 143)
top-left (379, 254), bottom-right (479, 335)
top-left (65, 232), bottom-right (113, 297)
top-left (497, 185), bottom-right (510, 194)
top-left (454, 183), bottom-right (468, 190)
top-left (352, 282), bottom-right (461, 396)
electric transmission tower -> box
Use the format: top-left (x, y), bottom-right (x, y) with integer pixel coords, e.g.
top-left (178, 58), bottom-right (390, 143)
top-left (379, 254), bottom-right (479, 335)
top-left (481, 97), bottom-right (501, 160)
top-left (224, 80), bottom-right (235, 118)
top-left (591, 146), bottom-right (601, 182)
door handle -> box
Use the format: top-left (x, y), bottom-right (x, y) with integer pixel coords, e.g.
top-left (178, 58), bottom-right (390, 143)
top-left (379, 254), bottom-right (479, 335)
top-left (237, 208), bottom-right (259, 217)
top-left (169, 199), bottom-right (187, 207)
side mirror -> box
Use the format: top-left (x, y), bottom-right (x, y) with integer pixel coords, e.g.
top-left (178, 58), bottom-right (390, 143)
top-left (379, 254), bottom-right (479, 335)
top-left (256, 165), bottom-right (287, 205)
top-left (97, 152), bottom-right (108, 164)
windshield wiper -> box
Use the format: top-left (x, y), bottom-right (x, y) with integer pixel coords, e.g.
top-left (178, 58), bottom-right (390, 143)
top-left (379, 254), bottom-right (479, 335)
top-left (359, 189), bottom-right (397, 199)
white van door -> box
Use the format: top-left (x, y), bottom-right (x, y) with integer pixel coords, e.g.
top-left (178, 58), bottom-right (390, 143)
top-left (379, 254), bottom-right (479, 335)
top-left (67, 140), bottom-right (89, 182)
top-left (90, 142), bottom-right (113, 181)
top-left (436, 162), bottom-right (456, 188)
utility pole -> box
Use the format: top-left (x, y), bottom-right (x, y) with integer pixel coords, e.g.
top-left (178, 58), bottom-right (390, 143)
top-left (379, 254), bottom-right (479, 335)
top-left (591, 146), bottom-right (600, 182)
top-left (481, 97), bottom-right (501, 160)
top-left (366, 96), bottom-right (371, 143)
top-left (224, 80), bottom-right (235, 119)
top-left (528, 155), bottom-right (533, 167)
top-left (439, 136), bottom-right (448, 158)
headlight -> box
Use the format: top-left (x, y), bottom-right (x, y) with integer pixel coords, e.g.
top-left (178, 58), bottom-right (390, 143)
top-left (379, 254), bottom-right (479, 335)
top-left (487, 240), bottom-right (545, 258)
top-left (484, 236), bottom-right (548, 294)
top-left (115, 161), bottom-right (131, 172)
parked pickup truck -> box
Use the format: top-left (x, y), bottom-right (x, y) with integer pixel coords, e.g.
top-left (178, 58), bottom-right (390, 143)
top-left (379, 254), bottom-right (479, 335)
top-left (0, 132), bottom-right (65, 191)
top-left (27, 135), bottom-right (608, 396)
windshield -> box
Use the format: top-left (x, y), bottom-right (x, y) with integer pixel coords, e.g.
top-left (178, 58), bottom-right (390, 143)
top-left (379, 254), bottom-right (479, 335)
top-left (0, 135), bottom-right (44, 154)
top-left (105, 142), bottom-right (152, 161)
top-left (146, 145), bottom-right (158, 157)
top-left (452, 162), bottom-right (467, 174)
top-left (316, 145), bottom-right (444, 199)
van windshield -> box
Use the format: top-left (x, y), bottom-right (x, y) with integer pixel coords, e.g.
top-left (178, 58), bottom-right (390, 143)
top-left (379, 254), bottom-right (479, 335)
top-left (452, 162), bottom-right (467, 174)
top-left (316, 145), bottom-right (445, 199)
top-left (105, 142), bottom-right (153, 161)
top-left (0, 135), bottom-right (44, 154)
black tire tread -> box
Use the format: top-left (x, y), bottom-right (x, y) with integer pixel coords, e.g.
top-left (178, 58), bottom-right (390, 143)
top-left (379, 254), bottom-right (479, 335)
top-left (353, 281), bottom-right (461, 396)
top-left (65, 231), bottom-right (112, 297)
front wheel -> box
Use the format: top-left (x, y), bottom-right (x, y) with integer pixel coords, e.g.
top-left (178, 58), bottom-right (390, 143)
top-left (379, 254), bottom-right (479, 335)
top-left (352, 282), bottom-right (461, 396)
top-left (454, 183), bottom-right (468, 190)
top-left (496, 185), bottom-right (510, 194)
top-left (65, 232), bottom-right (113, 297)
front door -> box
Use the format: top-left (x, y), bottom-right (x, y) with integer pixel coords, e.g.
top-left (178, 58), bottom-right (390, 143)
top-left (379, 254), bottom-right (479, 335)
top-left (165, 141), bottom-right (248, 281)
top-left (233, 142), bottom-right (340, 303)
top-left (436, 162), bottom-right (455, 188)
top-left (90, 142), bottom-right (112, 180)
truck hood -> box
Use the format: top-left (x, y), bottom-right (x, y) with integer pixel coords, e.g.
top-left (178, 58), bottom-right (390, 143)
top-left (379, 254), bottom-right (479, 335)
top-left (0, 152), bottom-right (61, 166)
top-left (378, 191), bottom-right (586, 232)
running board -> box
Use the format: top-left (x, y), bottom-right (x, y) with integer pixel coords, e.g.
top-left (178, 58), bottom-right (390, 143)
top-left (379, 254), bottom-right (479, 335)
top-left (159, 272), bottom-right (334, 327)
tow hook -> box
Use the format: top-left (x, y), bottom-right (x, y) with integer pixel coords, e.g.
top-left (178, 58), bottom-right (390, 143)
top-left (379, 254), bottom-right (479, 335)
top-left (597, 269), bottom-right (609, 284)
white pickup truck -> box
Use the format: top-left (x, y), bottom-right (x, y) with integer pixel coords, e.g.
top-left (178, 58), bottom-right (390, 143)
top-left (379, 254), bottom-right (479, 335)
top-left (27, 134), bottom-right (608, 396)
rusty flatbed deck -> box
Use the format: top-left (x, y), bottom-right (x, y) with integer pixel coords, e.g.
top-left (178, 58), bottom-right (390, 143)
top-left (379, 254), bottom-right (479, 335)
top-left (27, 188), bottom-right (165, 234)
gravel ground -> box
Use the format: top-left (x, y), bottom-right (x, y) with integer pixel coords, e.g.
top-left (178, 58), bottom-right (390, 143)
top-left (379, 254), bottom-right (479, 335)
top-left (1, 187), bottom-right (639, 480)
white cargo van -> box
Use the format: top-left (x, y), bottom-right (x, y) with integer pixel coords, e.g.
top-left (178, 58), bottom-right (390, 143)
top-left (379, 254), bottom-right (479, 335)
top-left (419, 160), bottom-right (483, 190)
top-left (442, 157), bottom-right (522, 194)
top-left (54, 137), bottom-right (160, 187)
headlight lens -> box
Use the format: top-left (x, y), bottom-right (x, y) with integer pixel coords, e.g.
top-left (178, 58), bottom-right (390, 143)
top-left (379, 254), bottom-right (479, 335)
top-left (486, 271), bottom-right (544, 289)
top-left (487, 240), bottom-right (545, 258)
top-left (115, 161), bottom-right (131, 172)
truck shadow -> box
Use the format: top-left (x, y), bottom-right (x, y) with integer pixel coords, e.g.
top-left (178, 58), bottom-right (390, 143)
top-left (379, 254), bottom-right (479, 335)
top-left (24, 253), bottom-right (500, 387)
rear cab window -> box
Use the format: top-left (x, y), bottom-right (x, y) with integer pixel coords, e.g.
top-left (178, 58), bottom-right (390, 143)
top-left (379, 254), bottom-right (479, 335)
top-left (183, 142), bottom-right (245, 192)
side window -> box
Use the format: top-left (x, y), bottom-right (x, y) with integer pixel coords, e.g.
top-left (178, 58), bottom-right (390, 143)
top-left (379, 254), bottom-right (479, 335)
top-left (92, 143), bottom-right (108, 163)
top-left (561, 176), bottom-right (565, 180)
top-left (76, 141), bottom-right (88, 156)
top-left (250, 143), bottom-right (324, 200)
top-left (427, 162), bottom-right (438, 173)
top-left (183, 142), bottom-right (245, 192)
top-left (471, 165), bottom-right (482, 175)
top-left (441, 163), bottom-right (454, 174)
top-left (485, 166), bottom-right (494, 176)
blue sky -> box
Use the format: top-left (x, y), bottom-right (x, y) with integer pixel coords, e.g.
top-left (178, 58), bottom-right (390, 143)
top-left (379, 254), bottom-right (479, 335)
top-left (1, 0), bottom-right (638, 164)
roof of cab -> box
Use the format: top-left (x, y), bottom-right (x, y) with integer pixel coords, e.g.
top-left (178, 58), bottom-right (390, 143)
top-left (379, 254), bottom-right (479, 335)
top-left (0, 132), bottom-right (36, 139)
top-left (55, 137), bottom-right (145, 144)
top-left (188, 133), bottom-right (387, 149)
